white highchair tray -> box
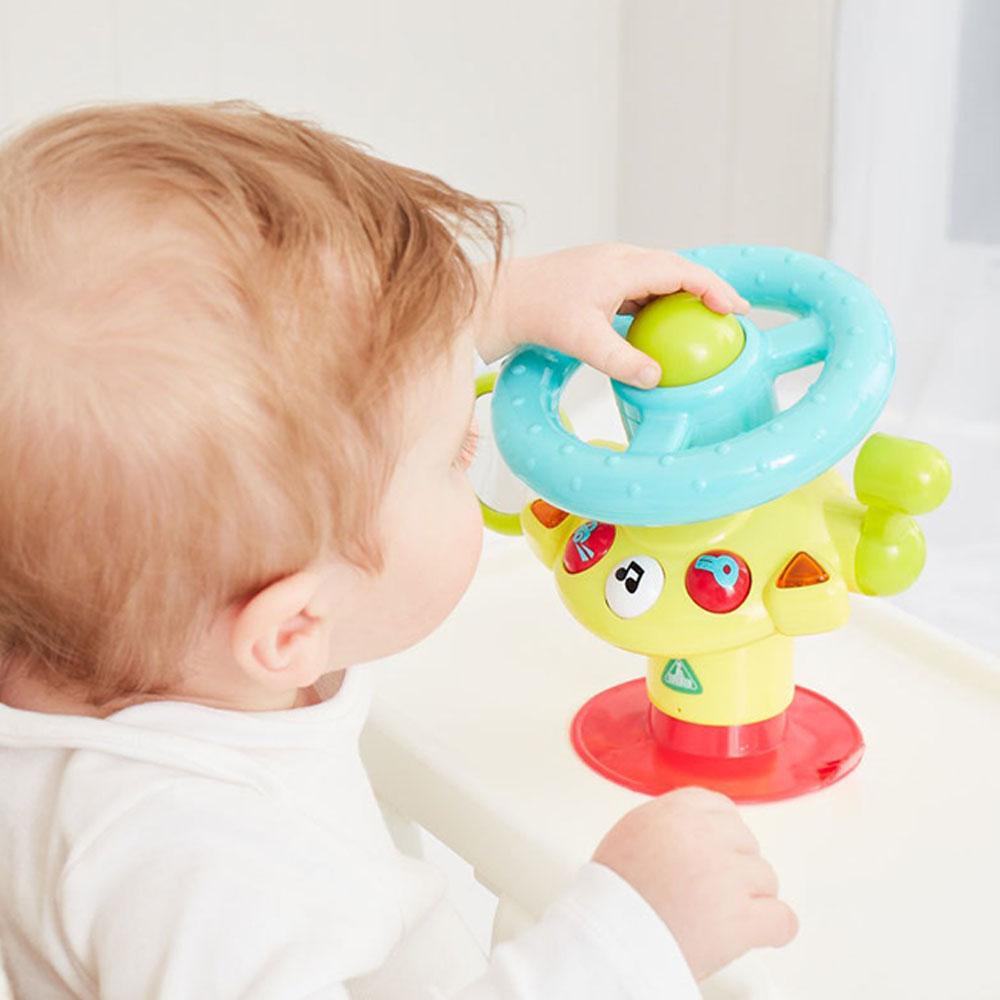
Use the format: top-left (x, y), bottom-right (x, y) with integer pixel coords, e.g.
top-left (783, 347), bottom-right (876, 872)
top-left (361, 538), bottom-right (1000, 1000)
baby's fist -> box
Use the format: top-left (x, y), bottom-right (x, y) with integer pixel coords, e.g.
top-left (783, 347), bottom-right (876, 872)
top-left (593, 786), bottom-right (797, 981)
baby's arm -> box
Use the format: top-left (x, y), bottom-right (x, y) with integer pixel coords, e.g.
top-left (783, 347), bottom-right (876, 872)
top-left (56, 778), bottom-right (788, 998)
top-left (453, 861), bottom-right (699, 999)
top-left (475, 244), bottom-right (749, 389)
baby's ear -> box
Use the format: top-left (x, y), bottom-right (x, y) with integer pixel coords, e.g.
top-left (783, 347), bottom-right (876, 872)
top-left (520, 499), bottom-right (577, 570)
top-left (230, 570), bottom-right (332, 691)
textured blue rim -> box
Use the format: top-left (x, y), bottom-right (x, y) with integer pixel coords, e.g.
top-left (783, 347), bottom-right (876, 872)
top-left (492, 245), bottom-right (896, 526)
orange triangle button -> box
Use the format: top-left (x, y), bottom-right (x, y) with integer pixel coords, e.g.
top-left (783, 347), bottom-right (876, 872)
top-left (776, 551), bottom-right (829, 589)
top-left (530, 498), bottom-right (569, 529)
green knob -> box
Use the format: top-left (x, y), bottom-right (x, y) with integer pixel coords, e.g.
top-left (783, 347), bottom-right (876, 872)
top-left (856, 509), bottom-right (927, 596)
top-left (626, 292), bottom-right (745, 387)
top-left (854, 434), bottom-right (952, 515)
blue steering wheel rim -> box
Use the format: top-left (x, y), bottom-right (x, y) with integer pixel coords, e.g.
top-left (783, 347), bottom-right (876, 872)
top-left (491, 245), bottom-right (896, 526)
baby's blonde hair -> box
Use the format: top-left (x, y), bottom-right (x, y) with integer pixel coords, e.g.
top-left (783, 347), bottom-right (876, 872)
top-left (0, 100), bottom-right (504, 705)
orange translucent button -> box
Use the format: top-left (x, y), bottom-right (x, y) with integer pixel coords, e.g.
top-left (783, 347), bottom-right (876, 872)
top-left (776, 551), bottom-right (829, 589)
top-left (530, 499), bottom-right (569, 529)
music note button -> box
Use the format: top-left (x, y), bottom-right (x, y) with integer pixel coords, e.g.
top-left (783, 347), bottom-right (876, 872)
top-left (605, 554), bottom-right (665, 618)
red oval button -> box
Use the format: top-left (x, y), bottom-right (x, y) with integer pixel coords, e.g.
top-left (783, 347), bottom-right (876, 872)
top-left (685, 550), bottom-right (751, 613)
top-left (563, 521), bottom-right (616, 574)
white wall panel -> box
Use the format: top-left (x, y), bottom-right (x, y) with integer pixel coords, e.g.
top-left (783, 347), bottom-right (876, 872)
top-left (618, 0), bottom-right (836, 253)
top-left (0, 0), bottom-right (118, 121)
top-left (0, 0), bottom-right (621, 255)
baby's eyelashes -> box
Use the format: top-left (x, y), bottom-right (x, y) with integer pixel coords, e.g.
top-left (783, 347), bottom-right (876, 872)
top-left (454, 422), bottom-right (480, 472)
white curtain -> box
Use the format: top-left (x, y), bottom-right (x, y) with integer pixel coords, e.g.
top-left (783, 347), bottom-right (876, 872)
top-left (830, 0), bottom-right (1000, 652)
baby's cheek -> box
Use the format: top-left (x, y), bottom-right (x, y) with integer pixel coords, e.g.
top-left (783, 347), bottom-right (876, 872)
top-left (430, 482), bottom-right (481, 601)
top-left (454, 482), bottom-right (484, 585)
top-left (396, 482), bottom-right (481, 637)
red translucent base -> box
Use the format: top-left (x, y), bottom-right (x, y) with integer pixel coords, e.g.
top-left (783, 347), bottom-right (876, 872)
top-left (570, 680), bottom-right (864, 804)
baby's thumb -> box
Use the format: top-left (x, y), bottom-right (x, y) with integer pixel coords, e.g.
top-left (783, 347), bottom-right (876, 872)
top-left (571, 315), bottom-right (661, 389)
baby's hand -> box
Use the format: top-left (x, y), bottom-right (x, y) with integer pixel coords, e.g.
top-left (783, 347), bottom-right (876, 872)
top-left (477, 243), bottom-right (750, 389)
top-left (593, 786), bottom-right (798, 981)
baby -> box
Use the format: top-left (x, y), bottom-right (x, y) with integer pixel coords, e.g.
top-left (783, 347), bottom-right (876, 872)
top-left (0, 101), bottom-right (796, 999)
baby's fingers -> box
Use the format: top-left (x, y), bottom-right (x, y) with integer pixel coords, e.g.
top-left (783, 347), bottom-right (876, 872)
top-left (746, 898), bottom-right (799, 949)
top-left (617, 248), bottom-right (750, 316)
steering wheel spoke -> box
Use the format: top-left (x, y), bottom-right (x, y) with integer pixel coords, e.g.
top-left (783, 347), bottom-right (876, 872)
top-left (761, 314), bottom-right (830, 376)
top-left (627, 408), bottom-right (693, 456)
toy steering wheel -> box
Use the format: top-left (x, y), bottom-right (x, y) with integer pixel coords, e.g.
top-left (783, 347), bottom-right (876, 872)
top-left (489, 245), bottom-right (896, 526)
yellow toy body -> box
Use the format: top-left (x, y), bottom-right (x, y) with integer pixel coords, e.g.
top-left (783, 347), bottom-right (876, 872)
top-left (523, 468), bottom-right (866, 726)
top-left (508, 429), bottom-right (949, 800)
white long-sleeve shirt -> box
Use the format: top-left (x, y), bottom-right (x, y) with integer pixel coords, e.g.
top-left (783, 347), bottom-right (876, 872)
top-left (0, 665), bottom-right (699, 999)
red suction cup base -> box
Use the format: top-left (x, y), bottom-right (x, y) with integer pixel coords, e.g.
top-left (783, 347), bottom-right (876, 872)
top-left (570, 680), bottom-right (864, 803)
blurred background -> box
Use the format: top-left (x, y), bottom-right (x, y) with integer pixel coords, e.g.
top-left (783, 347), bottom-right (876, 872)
top-left (0, 0), bottom-right (996, 974)
top-left (0, 0), bottom-right (995, 652)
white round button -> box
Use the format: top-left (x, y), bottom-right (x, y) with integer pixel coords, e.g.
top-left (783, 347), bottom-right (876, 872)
top-left (604, 555), bottom-right (664, 618)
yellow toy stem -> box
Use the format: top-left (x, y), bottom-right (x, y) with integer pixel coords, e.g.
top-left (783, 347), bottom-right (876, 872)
top-left (475, 372), bottom-right (524, 536)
